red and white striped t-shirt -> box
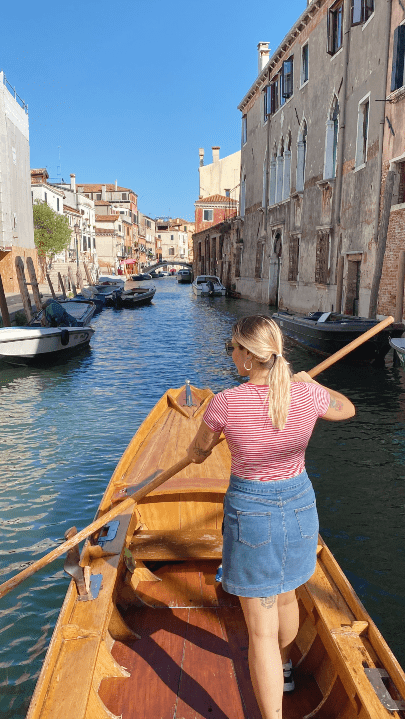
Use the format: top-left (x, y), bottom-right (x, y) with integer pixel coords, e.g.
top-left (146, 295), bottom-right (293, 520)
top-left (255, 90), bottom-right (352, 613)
top-left (203, 382), bottom-right (330, 481)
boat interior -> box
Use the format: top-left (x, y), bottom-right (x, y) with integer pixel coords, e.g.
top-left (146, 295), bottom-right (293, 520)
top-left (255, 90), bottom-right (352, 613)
top-left (27, 385), bottom-right (405, 719)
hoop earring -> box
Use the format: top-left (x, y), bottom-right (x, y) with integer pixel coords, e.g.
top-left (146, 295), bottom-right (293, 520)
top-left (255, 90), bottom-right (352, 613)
top-left (244, 360), bottom-right (253, 371)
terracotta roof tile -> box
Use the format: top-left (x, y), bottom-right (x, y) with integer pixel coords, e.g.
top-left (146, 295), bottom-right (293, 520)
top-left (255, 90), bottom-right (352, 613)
top-left (63, 204), bottom-right (81, 215)
top-left (77, 183), bottom-right (136, 195)
top-left (196, 194), bottom-right (237, 205)
top-left (95, 214), bottom-right (120, 222)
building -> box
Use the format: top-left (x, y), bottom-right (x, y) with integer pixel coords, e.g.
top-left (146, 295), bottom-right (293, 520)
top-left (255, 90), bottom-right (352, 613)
top-left (198, 146), bottom-right (241, 203)
top-left (0, 71), bottom-right (36, 293)
top-left (48, 173), bottom-right (96, 272)
top-left (138, 212), bottom-right (157, 268)
top-left (156, 217), bottom-right (193, 267)
top-left (194, 195), bottom-right (238, 234)
top-left (228, 1), bottom-right (395, 315)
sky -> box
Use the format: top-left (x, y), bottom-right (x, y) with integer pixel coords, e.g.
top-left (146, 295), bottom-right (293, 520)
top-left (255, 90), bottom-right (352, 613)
top-left (1, 0), bottom-right (306, 222)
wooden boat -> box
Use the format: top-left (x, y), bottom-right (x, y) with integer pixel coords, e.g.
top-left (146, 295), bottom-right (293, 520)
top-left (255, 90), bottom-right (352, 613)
top-left (115, 286), bottom-right (156, 308)
top-left (273, 310), bottom-right (404, 365)
top-left (27, 384), bottom-right (405, 719)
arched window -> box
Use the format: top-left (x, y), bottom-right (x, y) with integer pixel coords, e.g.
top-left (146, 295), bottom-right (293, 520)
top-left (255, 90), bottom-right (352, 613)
top-left (269, 145), bottom-right (277, 206)
top-left (283, 132), bottom-right (292, 200)
top-left (324, 97), bottom-right (339, 179)
top-left (276, 138), bottom-right (284, 203)
top-left (296, 120), bottom-right (307, 192)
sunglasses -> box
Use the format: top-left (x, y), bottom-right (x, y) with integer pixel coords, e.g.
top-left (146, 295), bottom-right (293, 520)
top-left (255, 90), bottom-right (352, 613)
top-left (225, 340), bottom-right (235, 356)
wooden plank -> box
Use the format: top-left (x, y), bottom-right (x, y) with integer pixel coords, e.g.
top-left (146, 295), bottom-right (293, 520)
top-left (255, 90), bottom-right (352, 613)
top-left (99, 607), bottom-right (189, 719)
top-left (176, 606), bottom-right (246, 719)
top-left (130, 529), bottom-right (222, 560)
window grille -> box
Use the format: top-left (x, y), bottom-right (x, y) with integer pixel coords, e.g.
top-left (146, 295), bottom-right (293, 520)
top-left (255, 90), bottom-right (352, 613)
top-left (315, 232), bottom-right (330, 284)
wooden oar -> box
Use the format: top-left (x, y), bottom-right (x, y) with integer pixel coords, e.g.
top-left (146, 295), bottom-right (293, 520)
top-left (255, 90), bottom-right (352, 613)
top-left (0, 452), bottom-right (206, 601)
top-left (0, 317), bottom-right (394, 600)
top-left (307, 315), bottom-right (395, 378)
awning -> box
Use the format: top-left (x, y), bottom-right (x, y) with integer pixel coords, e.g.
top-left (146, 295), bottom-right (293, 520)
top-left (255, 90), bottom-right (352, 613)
top-left (121, 258), bottom-right (136, 265)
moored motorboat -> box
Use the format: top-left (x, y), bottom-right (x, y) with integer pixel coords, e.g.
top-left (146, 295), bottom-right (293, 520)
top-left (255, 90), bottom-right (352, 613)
top-left (192, 275), bottom-right (226, 296)
top-left (27, 383), bottom-right (405, 719)
top-left (177, 268), bottom-right (193, 284)
top-left (93, 283), bottom-right (123, 307)
top-left (273, 310), bottom-right (404, 364)
top-left (0, 326), bottom-right (94, 364)
top-left (115, 286), bottom-right (156, 308)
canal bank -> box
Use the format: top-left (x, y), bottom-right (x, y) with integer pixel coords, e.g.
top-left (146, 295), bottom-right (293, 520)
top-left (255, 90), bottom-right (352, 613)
top-left (0, 278), bottom-right (404, 717)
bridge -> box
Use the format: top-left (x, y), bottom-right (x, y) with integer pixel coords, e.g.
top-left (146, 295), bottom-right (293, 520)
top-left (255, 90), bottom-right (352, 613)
top-left (142, 260), bottom-right (193, 271)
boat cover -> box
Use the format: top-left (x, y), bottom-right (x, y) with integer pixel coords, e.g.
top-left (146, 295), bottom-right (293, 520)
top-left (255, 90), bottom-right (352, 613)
top-left (44, 301), bottom-right (78, 328)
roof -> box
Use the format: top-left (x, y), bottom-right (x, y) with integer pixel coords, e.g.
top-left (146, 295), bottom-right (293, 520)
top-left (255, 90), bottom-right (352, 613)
top-left (77, 183), bottom-right (137, 195)
top-left (94, 200), bottom-right (110, 206)
top-left (63, 204), bottom-right (81, 215)
top-left (95, 214), bottom-right (120, 222)
top-left (195, 194), bottom-right (238, 205)
top-left (31, 168), bottom-right (48, 177)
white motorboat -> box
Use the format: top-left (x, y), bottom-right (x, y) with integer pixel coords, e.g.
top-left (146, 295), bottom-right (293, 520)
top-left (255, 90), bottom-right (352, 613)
top-left (0, 326), bottom-right (94, 364)
top-left (97, 275), bottom-right (126, 286)
top-left (192, 275), bottom-right (226, 296)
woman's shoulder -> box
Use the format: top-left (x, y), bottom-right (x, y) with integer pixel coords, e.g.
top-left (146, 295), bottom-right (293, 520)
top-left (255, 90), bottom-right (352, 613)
top-left (291, 380), bottom-right (330, 408)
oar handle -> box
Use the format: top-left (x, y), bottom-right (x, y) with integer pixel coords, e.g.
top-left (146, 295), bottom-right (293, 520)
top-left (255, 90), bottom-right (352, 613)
top-left (307, 316), bottom-right (395, 378)
top-left (0, 455), bottom-right (191, 601)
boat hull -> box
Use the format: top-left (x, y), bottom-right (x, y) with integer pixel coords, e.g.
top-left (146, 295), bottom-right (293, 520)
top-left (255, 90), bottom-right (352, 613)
top-left (115, 287), bottom-right (156, 307)
top-left (0, 327), bottom-right (94, 364)
top-left (273, 311), bottom-right (403, 364)
top-left (27, 385), bottom-right (405, 719)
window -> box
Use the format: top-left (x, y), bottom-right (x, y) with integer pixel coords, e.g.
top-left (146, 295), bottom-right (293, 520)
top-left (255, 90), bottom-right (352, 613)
top-left (327, 1), bottom-right (343, 55)
top-left (315, 231), bottom-right (330, 284)
top-left (289, 236), bottom-right (300, 281)
top-left (281, 57), bottom-right (294, 100)
top-left (225, 189), bottom-right (230, 197)
top-left (242, 115), bottom-right (247, 145)
top-left (203, 209), bottom-right (213, 222)
top-left (240, 174), bottom-right (246, 216)
top-left (269, 149), bottom-right (277, 205)
top-left (83, 236), bottom-right (87, 251)
top-left (263, 85), bottom-right (271, 121)
top-left (301, 44), bottom-right (309, 85)
top-left (44, 192), bottom-right (47, 203)
top-left (96, 193), bottom-right (101, 200)
top-left (296, 121), bottom-right (307, 192)
top-left (271, 77), bottom-right (279, 114)
top-left (324, 98), bottom-right (340, 178)
top-left (122, 193), bottom-right (128, 200)
top-left (351, 0), bottom-right (374, 25)
top-left (391, 25), bottom-right (405, 91)
top-left (355, 97), bottom-right (370, 167)
top-left (57, 198), bottom-right (60, 211)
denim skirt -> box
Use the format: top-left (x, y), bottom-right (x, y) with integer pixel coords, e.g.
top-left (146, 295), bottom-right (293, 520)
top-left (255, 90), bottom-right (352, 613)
top-left (222, 470), bottom-right (319, 598)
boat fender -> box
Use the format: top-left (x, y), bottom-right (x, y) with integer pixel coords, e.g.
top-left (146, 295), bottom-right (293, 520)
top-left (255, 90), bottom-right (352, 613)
top-left (60, 329), bottom-right (70, 346)
top-left (215, 564), bottom-right (223, 582)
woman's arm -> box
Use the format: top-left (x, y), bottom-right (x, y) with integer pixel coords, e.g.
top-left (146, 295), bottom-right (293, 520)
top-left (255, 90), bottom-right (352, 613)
top-left (187, 420), bottom-right (222, 463)
top-left (292, 371), bottom-right (355, 421)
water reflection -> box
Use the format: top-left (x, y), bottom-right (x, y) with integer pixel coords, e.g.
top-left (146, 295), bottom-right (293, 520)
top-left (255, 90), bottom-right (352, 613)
top-left (0, 279), bottom-right (404, 717)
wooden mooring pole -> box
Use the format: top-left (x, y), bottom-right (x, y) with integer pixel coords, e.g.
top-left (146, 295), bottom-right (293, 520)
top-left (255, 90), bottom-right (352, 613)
top-left (0, 274), bottom-right (11, 327)
top-left (15, 256), bottom-right (33, 323)
top-left (26, 257), bottom-right (43, 312)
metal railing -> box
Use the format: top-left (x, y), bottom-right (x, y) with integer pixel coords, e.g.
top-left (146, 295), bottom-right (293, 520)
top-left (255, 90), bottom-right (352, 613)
top-left (2, 73), bottom-right (28, 113)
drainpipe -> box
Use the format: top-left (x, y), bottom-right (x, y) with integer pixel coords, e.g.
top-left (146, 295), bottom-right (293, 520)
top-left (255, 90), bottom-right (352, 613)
top-left (372, 0), bottom-right (393, 247)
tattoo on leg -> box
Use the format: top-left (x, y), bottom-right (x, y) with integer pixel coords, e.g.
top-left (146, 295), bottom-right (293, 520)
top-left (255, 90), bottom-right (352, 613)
top-left (260, 596), bottom-right (276, 608)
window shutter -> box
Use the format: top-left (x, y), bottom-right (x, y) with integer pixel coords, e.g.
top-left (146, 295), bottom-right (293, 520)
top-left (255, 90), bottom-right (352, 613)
top-left (391, 25), bottom-right (405, 92)
top-left (288, 236), bottom-right (299, 281)
top-left (327, 9), bottom-right (334, 54)
top-left (267, 85), bottom-right (272, 116)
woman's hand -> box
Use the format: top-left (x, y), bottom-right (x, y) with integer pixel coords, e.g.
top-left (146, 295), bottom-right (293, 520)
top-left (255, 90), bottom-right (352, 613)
top-left (292, 371), bottom-right (319, 384)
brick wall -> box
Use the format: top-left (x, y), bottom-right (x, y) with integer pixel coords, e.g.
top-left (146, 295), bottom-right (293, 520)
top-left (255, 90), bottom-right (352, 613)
top-left (378, 164), bottom-right (405, 317)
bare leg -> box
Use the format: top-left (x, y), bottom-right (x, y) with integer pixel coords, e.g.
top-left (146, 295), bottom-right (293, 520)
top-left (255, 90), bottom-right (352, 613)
top-left (278, 589), bottom-right (299, 664)
top-left (239, 596), bottom-right (283, 719)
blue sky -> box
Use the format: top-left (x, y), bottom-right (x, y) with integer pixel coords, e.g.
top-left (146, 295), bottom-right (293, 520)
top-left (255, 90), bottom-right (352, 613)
top-left (1, 0), bottom-right (305, 221)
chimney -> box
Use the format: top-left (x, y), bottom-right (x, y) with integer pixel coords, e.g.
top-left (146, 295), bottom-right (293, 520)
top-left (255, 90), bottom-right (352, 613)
top-left (101, 184), bottom-right (107, 201)
top-left (115, 180), bottom-right (118, 191)
top-left (199, 148), bottom-right (204, 167)
top-left (212, 147), bottom-right (220, 164)
top-left (257, 42), bottom-right (270, 74)
top-left (70, 173), bottom-right (76, 192)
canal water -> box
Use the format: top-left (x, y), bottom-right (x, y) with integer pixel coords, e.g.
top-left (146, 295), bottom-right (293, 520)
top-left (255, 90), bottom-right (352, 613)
top-left (0, 277), bottom-right (404, 718)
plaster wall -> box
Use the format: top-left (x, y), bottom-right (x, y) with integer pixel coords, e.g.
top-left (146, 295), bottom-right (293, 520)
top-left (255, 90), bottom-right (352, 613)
top-left (199, 150), bottom-right (241, 200)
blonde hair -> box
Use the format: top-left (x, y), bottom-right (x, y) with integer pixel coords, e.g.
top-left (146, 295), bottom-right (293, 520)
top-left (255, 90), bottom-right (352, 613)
top-left (232, 315), bottom-right (292, 430)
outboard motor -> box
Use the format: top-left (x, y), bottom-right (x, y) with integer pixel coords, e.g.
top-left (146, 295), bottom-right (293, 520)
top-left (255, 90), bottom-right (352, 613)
top-left (207, 280), bottom-right (215, 296)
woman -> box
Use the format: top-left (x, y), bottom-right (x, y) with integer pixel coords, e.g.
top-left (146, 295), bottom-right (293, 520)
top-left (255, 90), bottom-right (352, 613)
top-left (187, 315), bottom-right (355, 719)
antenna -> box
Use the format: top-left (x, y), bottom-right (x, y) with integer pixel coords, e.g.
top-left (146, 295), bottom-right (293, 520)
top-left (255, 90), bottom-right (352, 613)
top-left (57, 146), bottom-right (61, 180)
